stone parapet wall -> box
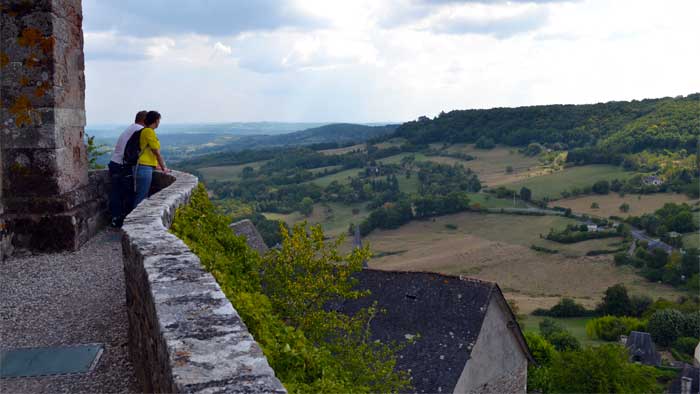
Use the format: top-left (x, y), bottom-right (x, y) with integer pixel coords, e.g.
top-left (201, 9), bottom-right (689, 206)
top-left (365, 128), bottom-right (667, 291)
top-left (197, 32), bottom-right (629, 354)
top-left (121, 170), bottom-right (286, 393)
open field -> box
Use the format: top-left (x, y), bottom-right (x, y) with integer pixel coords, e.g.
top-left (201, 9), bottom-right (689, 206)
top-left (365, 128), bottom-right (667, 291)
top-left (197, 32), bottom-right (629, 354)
top-left (378, 152), bottom-right (471, 167)
top-left (319, 144), bottom-right (366, 155)
top-left (197, 160), bottom-right (268, 182)
top-left (683, 232), bottom-right (699, 249)
top-left (466, 193), bottom-right (528, 209)
top-left (443, 144), bottom-right (547, 186)
top-left (374, 138), bottom-right (406, 149)
top-left (520, 316), bottom-right (605, 347)
top-left (505, 165), bottom-right (634, 201)
top-left (309, 165), bottom-right (343, 175)
top-left (363, 212), bottom-right (685, 313)
top-left (264, 202), bottom-right (371, 237)
top-left (307, 168), bottom-right (364, 187)
top-left (550, 193), bottom-right (699, 218)
top-left (397, 174), bottom-right (420, 194)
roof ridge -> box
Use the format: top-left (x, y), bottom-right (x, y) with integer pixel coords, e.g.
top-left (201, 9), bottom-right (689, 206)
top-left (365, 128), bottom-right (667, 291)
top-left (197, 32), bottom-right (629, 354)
top-left (362, 267), bottom-right (497, 287)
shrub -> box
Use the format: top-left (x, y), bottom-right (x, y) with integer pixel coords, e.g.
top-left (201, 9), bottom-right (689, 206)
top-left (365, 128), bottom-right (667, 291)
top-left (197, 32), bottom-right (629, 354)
top-left (596, 284), bottom-right (632, 316)
top-left (681, 311), bottom-right (700, 338)
top-left (524, 332), bottom-right (556, 393)
top-left (629, 295), bottom-right (653, 318)
top-left (586, 316), bottom-right (646, 341)
top-left (548, 345), bottom-right (662, 394)
top-left (445, 223), bottom-right (458, 230)
top-left (539, 319), bottom-right (581, 351)
top-left (171, 184), bottom-right (411, 392)
top-left (548, 331), bottom-right (581, 352)
top-left (475, 136), bottom-right (496, 149)
top-left (530, 245), bottom-right (559, 254)
top-left (672, 337), bottom-right (699, 357)
top-left (647, 309), bottom-right (685, 346)
top-left (533, 298), bottom-right (592, 318)
top-left (592, 180), bottom-right (610, 194)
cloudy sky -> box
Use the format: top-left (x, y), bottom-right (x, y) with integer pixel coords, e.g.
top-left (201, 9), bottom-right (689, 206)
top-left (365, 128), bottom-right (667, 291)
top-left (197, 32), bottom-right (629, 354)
top-left (83, 0), bottom-right (700, 124)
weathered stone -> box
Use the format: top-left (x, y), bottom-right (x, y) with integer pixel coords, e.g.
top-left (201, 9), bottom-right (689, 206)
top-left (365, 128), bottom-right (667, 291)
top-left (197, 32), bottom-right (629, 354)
top-left (0, 0), bottom-right (94, 255)
top-left (229, 219), bottom-right (269, 254)
top-left (122, 171), bottom-right (286, 393)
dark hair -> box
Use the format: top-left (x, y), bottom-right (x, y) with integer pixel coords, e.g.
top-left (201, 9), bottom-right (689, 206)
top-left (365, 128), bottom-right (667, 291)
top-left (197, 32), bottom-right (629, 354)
top-left (144, 111), bottom-right (161, 126)
top-left (135, 110), bottom-right (148, 123)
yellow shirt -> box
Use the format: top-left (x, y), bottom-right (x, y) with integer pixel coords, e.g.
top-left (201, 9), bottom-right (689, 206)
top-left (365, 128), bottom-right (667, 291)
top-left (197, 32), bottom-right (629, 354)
top-left (138, 127), bottom-right (161, 167)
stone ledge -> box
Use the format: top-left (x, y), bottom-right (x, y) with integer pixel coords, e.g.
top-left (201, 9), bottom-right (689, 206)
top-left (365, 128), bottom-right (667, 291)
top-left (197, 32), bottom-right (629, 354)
top-left (121, 170), bottom-right (286, 394)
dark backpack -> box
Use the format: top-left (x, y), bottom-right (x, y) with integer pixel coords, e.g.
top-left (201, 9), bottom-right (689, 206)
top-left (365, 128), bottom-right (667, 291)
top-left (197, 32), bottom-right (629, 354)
top-left (122, 128), bottom-right (144, 166)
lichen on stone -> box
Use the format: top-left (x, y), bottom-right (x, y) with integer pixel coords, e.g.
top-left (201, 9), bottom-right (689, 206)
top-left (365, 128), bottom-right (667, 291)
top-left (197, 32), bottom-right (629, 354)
top-left (9, 95), bottom-right (35, 127)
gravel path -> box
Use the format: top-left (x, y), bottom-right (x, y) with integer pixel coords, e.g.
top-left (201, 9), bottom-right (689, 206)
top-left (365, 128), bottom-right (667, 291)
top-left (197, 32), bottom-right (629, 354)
top-left (1, 229), bottom-right (138, 393)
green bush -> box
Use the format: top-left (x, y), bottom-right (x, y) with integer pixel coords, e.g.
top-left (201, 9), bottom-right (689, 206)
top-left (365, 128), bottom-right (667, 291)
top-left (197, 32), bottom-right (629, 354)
top-left (672, 337), bottom-right (699, 357)
top-left (171, 184), bottom-right (411, 392)
top-left (596, 284), bottom-right (633, 317)
top-left (533, 298), bottom-right (592, 318)
top-left (548, 345), bottom-right (662, 394)
top-left (530, 245), bottom-right (559, 254)
top-left (586, 316), bottom-right (646, 341)
top-left (647, 309), bottom-right (685, 347)
top-left (539, 319), bottom-right (580, 351)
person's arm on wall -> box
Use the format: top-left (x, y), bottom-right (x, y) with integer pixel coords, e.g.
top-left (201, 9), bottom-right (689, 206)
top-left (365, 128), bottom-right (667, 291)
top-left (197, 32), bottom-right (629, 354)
top-left (152, 149), bottom-right (168, 172)
top-left (144, 129), bottom-right (168, 172)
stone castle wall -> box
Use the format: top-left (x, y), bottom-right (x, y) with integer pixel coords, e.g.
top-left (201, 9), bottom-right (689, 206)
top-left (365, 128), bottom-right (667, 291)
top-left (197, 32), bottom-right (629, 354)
top-left (1, 0), bottom-right (105, 254)
top-left (121, 170), bottom-right (285, 393)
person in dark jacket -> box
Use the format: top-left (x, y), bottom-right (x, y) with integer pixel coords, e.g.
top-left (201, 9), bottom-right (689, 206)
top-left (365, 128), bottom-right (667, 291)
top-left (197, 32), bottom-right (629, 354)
top-left (108, 110), bottom-right (146, 227)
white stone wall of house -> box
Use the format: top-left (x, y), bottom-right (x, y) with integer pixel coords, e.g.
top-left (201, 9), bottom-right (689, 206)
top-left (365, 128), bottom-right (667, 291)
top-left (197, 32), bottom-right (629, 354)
top-left (453, 295), bottom-right (528, 394)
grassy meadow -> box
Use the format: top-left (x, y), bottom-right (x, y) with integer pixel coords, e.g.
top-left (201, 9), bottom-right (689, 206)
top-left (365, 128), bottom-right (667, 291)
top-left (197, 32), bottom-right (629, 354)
top-left (550, 193), bottom-right (699, 218)
top-left (505, 165), bottom-right (634, 201)
top-left (198, 160), bottom-right (268, 182)
top-left (264, 201), bottom-right (371, 237)
top-left (520, 315), bottom-right (605, 347)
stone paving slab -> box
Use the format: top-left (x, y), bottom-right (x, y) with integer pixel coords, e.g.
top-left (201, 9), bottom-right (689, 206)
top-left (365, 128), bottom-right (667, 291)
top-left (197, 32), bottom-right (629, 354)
top-left (0, 229), bottom-right (138, 393)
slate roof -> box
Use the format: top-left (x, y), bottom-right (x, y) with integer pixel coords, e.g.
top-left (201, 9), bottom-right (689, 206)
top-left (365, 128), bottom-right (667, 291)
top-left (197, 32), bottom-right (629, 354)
top-left (669, 365), bottom-right (700, 394)
top-left (625, 331), bottom-right (661, 366)
top-left (332, 269), bottom-right (532, 393)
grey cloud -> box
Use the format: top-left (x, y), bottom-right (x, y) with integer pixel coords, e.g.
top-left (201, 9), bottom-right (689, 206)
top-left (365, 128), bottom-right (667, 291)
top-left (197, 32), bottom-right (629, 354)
top-left (427, 7), bottom-right (549, 38)
top-left (83, 0), bottom-right (325, 37)
top-left (418, 0), bottom-right (572, 3)
top-left (380, 0), bottom-right (558, 35)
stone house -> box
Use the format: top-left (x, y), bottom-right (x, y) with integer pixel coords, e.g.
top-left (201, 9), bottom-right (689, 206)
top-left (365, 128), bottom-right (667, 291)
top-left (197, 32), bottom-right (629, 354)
top-left (233, 217), bottom-right (535, 393)
top-left (332, 269), bottom-right (533, 393)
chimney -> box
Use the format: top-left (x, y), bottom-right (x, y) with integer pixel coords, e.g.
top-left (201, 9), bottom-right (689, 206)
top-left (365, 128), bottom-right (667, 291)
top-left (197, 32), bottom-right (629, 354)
top-left (681, 376), bottom-right (692, 394)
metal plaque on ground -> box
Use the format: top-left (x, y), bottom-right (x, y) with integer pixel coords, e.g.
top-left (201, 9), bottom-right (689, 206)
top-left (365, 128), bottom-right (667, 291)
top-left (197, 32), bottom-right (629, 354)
top-left (0, 344), bottom-right (104, 378)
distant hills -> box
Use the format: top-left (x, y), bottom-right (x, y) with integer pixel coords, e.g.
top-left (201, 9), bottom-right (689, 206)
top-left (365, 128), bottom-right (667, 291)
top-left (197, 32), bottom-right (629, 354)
top-left (391, 94), bottom-right (699, 163)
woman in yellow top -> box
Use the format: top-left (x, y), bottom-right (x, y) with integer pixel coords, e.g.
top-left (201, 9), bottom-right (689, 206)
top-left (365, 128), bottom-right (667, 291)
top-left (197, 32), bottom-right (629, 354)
top-left (134, 111), bottom-right (168, 207)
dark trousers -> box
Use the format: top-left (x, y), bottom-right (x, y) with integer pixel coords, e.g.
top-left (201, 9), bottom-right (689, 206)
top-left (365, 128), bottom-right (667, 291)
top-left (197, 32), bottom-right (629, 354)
top-left (108, 161), bottom-right (134, 225)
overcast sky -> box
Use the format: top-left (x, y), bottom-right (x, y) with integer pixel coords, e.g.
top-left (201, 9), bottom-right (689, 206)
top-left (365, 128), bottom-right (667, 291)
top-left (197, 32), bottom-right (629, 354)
top-left (83, 0), bottom-right (700, 124)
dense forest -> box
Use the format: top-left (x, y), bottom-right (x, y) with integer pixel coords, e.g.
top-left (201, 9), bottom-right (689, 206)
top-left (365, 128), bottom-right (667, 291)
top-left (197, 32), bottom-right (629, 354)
top-left (392, 94), bottom-right (699, 164)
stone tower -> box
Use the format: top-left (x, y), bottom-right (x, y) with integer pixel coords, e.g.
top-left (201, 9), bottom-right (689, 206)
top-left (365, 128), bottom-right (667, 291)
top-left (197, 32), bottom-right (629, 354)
top-left (1, 0), bottom-right (105, 255)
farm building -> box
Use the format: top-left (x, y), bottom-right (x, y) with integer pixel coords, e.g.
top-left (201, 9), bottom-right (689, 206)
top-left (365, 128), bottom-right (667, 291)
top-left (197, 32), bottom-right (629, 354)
top-left (642, 175), bottom-right (664, 186)
top-left (233, 221), bottom-right (534, 393)
top-left (333, 269), bottom-right (534, 393)
top-left (625, 331), bottom-right (661, 366)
